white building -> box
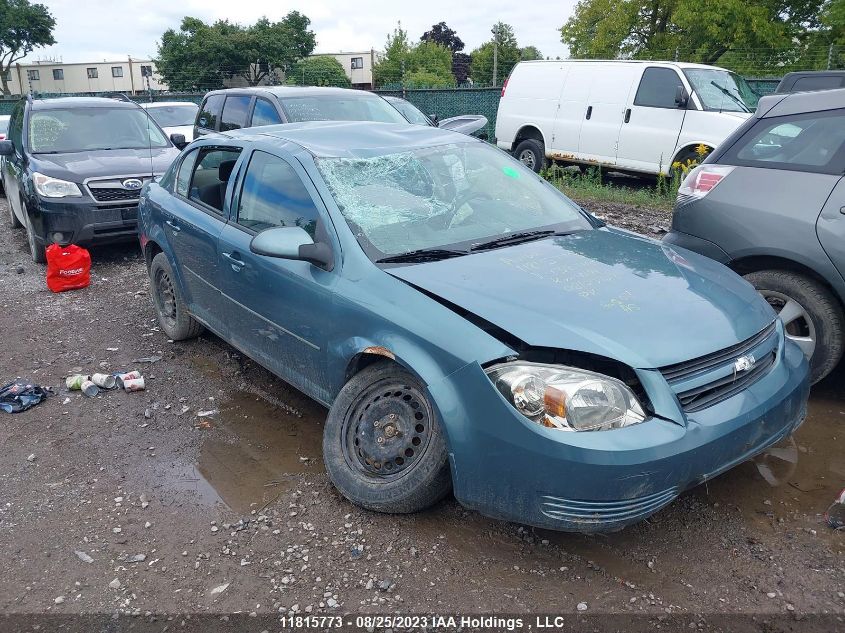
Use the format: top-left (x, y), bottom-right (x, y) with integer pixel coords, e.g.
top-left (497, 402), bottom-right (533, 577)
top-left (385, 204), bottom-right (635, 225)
top-left (2, 58), bottom-right (166, 96)
top-left (318, 51), bottom-right (380, 88)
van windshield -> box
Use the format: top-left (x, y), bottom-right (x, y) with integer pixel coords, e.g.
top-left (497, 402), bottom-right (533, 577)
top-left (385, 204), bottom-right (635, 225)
top-left (29, 107), bottom-right (169, 153)
top-left (684, 69), bottom-right (757, 112)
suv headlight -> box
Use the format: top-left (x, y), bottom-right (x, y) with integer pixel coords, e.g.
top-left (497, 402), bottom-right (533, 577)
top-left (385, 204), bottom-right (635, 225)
top-left (33, 172), bottom-right (82, 198)
top-left (486, 362), bottom-right (646, 432)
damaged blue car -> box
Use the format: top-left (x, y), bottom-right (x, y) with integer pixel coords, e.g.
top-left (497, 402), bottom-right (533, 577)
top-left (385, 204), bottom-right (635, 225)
top-left (138, 121), bottom-right (810, 532)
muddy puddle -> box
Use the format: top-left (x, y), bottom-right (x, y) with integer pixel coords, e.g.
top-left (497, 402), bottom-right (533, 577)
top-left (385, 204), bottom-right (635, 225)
top-left (166, 391), bottom-right (326, 514)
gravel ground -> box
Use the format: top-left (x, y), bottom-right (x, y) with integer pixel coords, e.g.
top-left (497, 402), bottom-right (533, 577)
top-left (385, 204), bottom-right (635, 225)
top-left (0, 196), bottom-right (842, 631)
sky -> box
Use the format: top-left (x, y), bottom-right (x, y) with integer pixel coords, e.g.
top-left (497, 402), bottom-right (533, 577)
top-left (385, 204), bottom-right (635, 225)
top-left (27, 0), bottom-right (577, 63)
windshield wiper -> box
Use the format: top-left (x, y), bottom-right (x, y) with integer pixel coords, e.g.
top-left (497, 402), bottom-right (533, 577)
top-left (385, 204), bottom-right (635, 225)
top-left (470, 230), bottom-right (558, 252)
top-left (709, 81), bottom-right (750, 113)
top-left (376, 248), bottom-right (468, 264)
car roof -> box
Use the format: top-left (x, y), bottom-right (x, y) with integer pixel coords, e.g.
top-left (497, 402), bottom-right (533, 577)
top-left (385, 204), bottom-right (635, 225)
top-left (515, 59), bottom-right (729, 72)
top-left (30, 96), bottom-right (140, 110)
top-left (757, 87), bottom-right (845, 118)
top-left (219, 120), bottom-right (478, 158)
top-left (205, 86), bottom-right (382, 99)
top-left (140, 101), bottom-right (198, 108)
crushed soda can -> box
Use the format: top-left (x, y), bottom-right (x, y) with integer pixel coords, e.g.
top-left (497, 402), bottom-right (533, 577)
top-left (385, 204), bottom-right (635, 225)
top-left (80, 379), bottom-right (99, 397)
top-left (122, 376), bottom-right (145, 392)
top-left (115, 371), bottom-right (142, 390)
top-left (90, 373), bottom-right (116, 389)
top-left (66, 374), bottom-right (88, 391)
top-left (825, 488), bottom-right (845, 530)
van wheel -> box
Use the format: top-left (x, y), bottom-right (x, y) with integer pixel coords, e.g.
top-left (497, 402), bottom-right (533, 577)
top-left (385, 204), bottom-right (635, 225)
top-left (744, 270), bottom-right (844, 384)
top-left (323, 361), bottom-right (452, 514)
top-left (149, 252), bottom-right (203, 340)
top-left (514, 138), bottom-right (546, 173)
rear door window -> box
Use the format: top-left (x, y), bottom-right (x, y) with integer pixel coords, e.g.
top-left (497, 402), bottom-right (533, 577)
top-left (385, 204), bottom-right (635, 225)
top-left (220, 96), bottom-right (252, 132)
top-left (236, 150), bottom-right (320, 237)
top-left (197, 95), bottom-right (224, 130)
top-left (251, 98), bottom-right (283, 127)
top-left (724, 109), bottom-right (845, 174)
top-left (187, 147), bottom-right (243, 214)
top-left (634, 67), bottom-right (685, 108)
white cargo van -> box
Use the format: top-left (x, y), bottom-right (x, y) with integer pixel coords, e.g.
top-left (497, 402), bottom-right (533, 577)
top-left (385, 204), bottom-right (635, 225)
top-left (495, 60), bottom-right (757, 175)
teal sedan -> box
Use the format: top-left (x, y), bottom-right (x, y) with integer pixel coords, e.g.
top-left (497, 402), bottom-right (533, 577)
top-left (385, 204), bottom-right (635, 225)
top-left (138, 121), bottom-right (809, 532)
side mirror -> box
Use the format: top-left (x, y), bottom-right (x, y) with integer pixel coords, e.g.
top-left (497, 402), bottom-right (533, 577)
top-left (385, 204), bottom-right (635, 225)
top-left (170, 133), bottom-right (187, 149)
top-left (674, 85), bottom-right (689, 108)
top-left (429, 114), bottom-right (439, 126)
top-left (250, 226), bottom-right (333, 270)
top-left (0, 140), bottom-right (13, 156)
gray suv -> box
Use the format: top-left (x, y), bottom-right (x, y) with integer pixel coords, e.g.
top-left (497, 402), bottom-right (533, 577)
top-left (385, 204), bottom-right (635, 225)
top-left (664, 88), bottom-right (845, 383)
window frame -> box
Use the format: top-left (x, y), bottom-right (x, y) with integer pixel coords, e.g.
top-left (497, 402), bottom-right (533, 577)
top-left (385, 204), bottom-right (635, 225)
top-left (633, 66), bottom-right (686, 110)
top-left (250, 97), bottom-right (284, 127)
top-left (720, 108), bottom-right (845, 176)
top-left (351, 57), bottom-right (364, 70)
top-left (52, 69), bottom-right (64, 81)
top-left (111, 66), bottom-right (124, 78)
top-left (175, 144), bottom-right (245, 218)
top-left (86, 67), bottom-right (98, 79)
top-left (220, 94), bottom-right (253, 132)
top-left (27, 69), bottom-right (39, 81)
top-left (197, 94), bottom-right (225, 131)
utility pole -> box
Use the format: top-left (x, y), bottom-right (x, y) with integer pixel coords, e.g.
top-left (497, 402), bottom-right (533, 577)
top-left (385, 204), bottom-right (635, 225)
top-left (401, 58), bottom-right (406, 99)
top-left (828, 43), bottom-right (834, 70)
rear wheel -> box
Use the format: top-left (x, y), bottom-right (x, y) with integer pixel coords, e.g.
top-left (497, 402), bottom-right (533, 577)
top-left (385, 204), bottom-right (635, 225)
top-left (323, 362), bottom-right (452, 513)
top-left (744, 270), bottom-right (844, 384)
top-left (149, 252), bottom-right (203, 340)
top-left (513, 138), bottom-right (546, 173)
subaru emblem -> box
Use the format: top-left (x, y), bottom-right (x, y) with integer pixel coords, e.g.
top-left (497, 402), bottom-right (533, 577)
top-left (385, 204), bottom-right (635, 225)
top-left (122, 178), bottom-right (143, 190)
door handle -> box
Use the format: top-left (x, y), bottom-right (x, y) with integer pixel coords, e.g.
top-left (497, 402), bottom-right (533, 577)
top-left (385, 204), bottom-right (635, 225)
top-left (165, 219), bottom-right (181, 233)
top-left (624, 108), bottom-right (631, 123)
top-left (585, 105), bottom-right (592, 120)
top-left (222, 252), bottom-right (246, 269)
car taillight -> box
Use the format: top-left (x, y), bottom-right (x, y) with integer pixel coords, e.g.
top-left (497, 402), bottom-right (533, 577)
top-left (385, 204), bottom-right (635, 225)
top-left (501, 77), bottom-right (509, 98)
top-left (677, 165), bottom-right (735, 200)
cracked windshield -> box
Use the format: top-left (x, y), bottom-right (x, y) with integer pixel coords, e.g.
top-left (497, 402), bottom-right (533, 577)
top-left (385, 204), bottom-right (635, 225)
top-left (317, 142), bottom-right (592, 258)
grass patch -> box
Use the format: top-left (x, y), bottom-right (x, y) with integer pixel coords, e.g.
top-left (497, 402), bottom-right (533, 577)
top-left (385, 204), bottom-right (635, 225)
top-left (541, 165), bottom-right (682, 211)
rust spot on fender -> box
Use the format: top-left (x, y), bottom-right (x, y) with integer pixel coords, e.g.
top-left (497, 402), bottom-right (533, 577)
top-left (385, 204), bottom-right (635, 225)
top-left (363, 346), bottom-right (395, 360)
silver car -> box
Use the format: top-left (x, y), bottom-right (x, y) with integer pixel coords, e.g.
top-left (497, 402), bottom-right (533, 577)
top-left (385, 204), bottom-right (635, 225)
top-left (665, 88), bottom-right (845, 383)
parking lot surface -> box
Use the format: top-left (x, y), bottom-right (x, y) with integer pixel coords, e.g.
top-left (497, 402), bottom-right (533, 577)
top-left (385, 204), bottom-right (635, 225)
top-left (0, 198), bottom-right (842, 623)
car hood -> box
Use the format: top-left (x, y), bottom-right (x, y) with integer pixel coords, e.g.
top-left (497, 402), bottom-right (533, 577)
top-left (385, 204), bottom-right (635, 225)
top-left (388, 229), bottom-right (775, 369)
top-left (161, 125), bottom-right (195, 141)
top-left (31, 147), bottom-right (180, 182)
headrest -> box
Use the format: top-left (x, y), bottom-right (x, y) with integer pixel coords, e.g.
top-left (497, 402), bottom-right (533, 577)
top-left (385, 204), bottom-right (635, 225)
top-left (218, 159), bottom-right (237, 182)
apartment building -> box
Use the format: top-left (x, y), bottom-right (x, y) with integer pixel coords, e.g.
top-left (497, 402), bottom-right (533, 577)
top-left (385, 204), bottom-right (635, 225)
top-left (2, 58), bottom-right (165, 96)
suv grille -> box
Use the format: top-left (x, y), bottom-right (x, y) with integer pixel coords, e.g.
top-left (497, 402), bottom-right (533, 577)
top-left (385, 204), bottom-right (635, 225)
top-left (659, 321), bottom-right (778, 412)
top-left (89, 187), bottom-right (140, 202)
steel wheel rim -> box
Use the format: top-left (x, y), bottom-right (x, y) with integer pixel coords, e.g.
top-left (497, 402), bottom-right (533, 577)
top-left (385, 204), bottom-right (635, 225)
top-left (518, 149), bottom-right (536, 170)
top-left (759, 289), bottom-right (816, 360)
top-left (341, 379), bottom-right (434, 483)
top-left (154, 268), bottom-right (177, 329)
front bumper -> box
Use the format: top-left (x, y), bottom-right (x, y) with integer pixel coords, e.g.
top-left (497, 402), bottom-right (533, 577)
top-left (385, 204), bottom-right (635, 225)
top-left (29, 197), bottom-right (139, 247)
top-left (430, 338), bottom-right (809, 533)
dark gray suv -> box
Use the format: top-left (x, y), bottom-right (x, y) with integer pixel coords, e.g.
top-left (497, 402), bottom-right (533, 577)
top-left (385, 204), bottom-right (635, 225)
top-left (665, 88), bottom-right (845, 383)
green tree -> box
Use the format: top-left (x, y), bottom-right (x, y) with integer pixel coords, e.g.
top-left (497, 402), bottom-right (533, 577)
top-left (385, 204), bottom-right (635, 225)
top-left (469, 22), bottom-right (522, 86)
top-left (156, 13), bottom-right (315, 91)
top-left (560, 0), bottom-right (823, 67)
top-left (287, 55), bottom-right (350, 87)
top-left (0, 0), bottom-right (55, 96)
top-left (421, 21), bottom-right (471, 82)
top-left (520, 45), bottom-right (544, 61)
top-left (373, 23), bottom-right (454, 87)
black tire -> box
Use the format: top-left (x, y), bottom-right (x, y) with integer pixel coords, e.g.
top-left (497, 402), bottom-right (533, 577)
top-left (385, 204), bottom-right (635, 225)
top-left (149, 252), bottom-right (203, 340)
top-left (6, 182), bottom-right (21, 228)
top-left (744, 270), bottom-right (844, 384)
top-left (323, 361), bottom-right (452, 514)
top-left (513, 138), bottom-right (546, 173)
top-left (23, 203), bottom-right (46, 264)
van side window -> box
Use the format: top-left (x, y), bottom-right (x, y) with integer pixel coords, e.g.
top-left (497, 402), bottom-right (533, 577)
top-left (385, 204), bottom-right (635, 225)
top-left (221, 96), bottom-right (252, 132)
top-left (634, 68), bottom-right (684, 109)
top-left (198, 95), bottom-right (224, 130)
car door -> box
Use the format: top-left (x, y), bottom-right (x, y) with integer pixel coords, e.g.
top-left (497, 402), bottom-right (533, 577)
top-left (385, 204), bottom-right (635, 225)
top-left (616, 66), bottom-right (688, 174)
top-left (163, 144), bottom-right (243, 334)
top-left (194, 94), bottom-right (225, 138)
top-left (217, 148), bottom-right (337, 404)
top-left (3, 103), bottom-right (25, 223)
top-left (575, 63), bottom-right (641, 165)
top-left (817, 176), bottom-right (845, 282)
top-left (550, 63), bottom-right (590, 157)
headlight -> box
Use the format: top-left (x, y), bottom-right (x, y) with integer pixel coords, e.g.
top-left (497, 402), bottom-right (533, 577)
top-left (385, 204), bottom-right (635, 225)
top-left (486, 362), bottom-right (646, 432)
top-left (33, 172), bottom-right (82, 198)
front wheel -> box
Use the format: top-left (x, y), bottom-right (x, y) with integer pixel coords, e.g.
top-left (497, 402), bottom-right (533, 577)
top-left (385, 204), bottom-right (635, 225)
top-left (513, 138), bottom-right (546, 173)
top-left (744, 270), bottom-right (844, 384)
top-left (23, 204), bottom-right (45, 263)
top-left (323, 362), bottom-right (452, 513)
